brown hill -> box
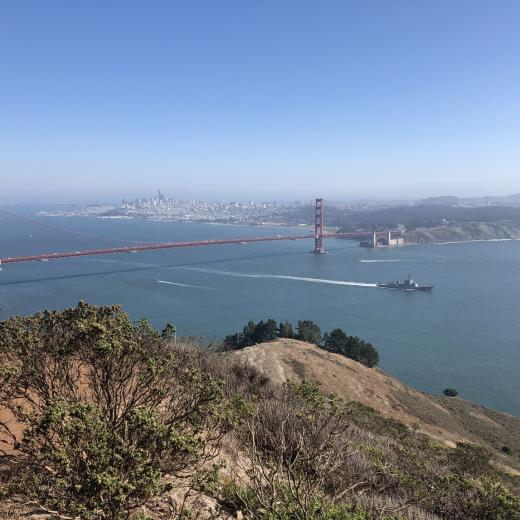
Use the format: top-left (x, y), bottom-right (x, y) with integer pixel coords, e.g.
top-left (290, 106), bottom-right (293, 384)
top-left (230, 338), bottom-right (520, 471)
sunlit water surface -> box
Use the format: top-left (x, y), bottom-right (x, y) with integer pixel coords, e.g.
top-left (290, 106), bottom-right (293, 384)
top-left (1, 206), bottom-right (519, 416)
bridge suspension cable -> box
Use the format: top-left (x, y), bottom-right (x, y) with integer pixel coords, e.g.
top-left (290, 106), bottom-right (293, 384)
top-left (0, 208), bottom-right (155, 245)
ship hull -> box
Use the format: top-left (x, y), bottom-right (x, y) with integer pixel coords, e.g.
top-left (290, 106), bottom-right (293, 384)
top-left (377, 283), bottom-right (433, 291)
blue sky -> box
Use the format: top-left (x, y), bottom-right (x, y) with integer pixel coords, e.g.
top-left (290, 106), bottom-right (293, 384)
top-left (1, 1), bottom-right (519, 202)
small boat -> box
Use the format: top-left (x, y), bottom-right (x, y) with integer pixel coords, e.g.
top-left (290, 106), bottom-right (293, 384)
top-left (377, 274), bottom-right (433, 291)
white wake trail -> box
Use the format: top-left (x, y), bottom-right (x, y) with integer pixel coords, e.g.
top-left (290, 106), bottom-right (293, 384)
top-left (157, 280), bottom-right (219, 290)
top-left (359, 259), bottom-right (417, 263)
top-left (181, 268), bottom-right (377, 288)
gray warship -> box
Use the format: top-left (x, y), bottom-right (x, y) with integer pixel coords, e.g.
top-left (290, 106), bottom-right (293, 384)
top-left (377, 274), bottom-right (433, 291)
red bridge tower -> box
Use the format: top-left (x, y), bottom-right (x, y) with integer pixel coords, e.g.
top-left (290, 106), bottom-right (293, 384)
top-left (314, 198), bottom-right (325, 254)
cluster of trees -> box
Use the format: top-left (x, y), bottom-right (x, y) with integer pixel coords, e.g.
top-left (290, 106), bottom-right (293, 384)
top-left (322, 328), bottom-right (380, 368)
top-left (224, 318), bottom-right (379, 368)
top-left (223, 319), bottom-right (320, 348)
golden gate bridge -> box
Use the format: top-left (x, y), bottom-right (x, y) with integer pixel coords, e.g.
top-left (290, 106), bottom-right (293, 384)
top-left (0, 199), bottom-right (399, 266)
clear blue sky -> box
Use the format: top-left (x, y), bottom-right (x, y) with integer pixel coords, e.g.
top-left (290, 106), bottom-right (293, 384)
top-left (1, 1), bottom-right (519, 202)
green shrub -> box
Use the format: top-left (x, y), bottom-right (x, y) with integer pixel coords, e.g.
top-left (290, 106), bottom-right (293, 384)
top-left (443, 388), bottom-right (458, 397)
top-left (0, 303), bottom-right (229, 520)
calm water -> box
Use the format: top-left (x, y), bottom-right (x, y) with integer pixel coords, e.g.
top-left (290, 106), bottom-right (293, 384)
top-left (1, 206), bottom-right (520, 416)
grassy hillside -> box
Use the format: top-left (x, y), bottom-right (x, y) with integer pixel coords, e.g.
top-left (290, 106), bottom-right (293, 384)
top-left (230, 339), bottom-right (520, 471)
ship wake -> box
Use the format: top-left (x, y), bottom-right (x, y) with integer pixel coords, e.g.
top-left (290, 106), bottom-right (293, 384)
top-left (157, 279), bottom-right (219, 290)
top-left (181, 268), bottom-right (377, 288)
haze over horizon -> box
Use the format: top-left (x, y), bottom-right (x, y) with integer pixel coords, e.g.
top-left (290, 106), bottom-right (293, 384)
top-left (1, 1), bottom-right (519, 203)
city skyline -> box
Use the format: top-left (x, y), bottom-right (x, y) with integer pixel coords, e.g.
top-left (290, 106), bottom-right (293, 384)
top-left (1, 1), bottom-right (520, 202)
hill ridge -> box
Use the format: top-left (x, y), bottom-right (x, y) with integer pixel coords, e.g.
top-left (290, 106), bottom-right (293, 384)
top-left (230, 338), bottom-right (520, 470)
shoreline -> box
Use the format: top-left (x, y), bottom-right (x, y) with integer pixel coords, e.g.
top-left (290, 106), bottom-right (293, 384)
top-left (405, 237), bottom-right (520, 246)
top-left (37, 213), bottom-right (520, 246)
top-left (40, 212), bottom-right (317, 232)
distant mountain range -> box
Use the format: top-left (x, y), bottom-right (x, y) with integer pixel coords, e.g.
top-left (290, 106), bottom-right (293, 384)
top-left (420, 193), bottom-right (520, 207)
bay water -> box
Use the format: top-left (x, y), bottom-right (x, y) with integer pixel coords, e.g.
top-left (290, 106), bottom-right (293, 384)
top-left (1, 206), bottom-right (519, 416)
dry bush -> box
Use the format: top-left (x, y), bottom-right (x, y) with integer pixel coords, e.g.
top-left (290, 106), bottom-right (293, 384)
top-left (176, 339), bottom-right (277, 401)
top-left (224, 377), bottom-right (520, 520)
top-left (228, 381), bottom-right (372, 518)
top-left (352, 494), bottom-right (441, 520)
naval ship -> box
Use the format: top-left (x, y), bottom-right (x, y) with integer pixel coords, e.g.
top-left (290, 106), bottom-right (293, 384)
top-left (377, 274), bottom-right (433, 291)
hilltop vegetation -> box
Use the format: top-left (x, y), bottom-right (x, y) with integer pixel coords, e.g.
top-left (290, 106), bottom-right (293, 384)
top-left (1, 303), bottom-right (520, 519)
top-left (224, 319), bottom-right (379, 368)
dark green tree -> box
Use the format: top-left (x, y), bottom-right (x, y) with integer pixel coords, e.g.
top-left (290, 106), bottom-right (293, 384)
top-left (161, 322), bottom-right (177, 341)
top-left (223, 332), bottom-right (242, 349)
top-left (323, 328), bottom-right (349, 351)
top-left (296, 320), bottom-right (321, 345)
top-left (254, 319), bottom-right (279, 343)
top-left (347, 336), bottom-right (379, 368)
top-left (323, 329), bottom-right (379, 368)
top-left (278, 321), bottom-right (295, 338)
top-left (443, 388), bottom-right (458, 397)
top-left (241, 320), bottom-right (258, 346)
top-left (223, 319), bottom-right (279, 350)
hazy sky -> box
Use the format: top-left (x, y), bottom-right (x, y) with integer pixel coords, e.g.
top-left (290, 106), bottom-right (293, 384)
top-left (1, 1), bottom-right (519, 202)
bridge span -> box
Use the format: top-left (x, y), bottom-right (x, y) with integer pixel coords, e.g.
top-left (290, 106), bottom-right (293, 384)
top-left (0, 199), bottom-right (400, 266)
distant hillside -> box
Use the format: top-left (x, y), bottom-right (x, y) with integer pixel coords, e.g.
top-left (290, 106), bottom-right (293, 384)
top-left (288, 203), bottom-right (520, 233)
top-left (405, 221), bottom-right (520, 244)
top-left (420, 196), bottom-right (461, 206)
top-left (421, 194), bottom-right (520, 207)
top-left (335, 205), bottom-right (520, 230)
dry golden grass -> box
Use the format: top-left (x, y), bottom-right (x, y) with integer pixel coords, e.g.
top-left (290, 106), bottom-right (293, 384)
top-left (229, 338), bottom-right (520, 467)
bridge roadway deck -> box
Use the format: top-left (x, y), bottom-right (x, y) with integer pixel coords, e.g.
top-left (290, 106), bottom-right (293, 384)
top-left (0, 231), bottom-right (391, 265)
